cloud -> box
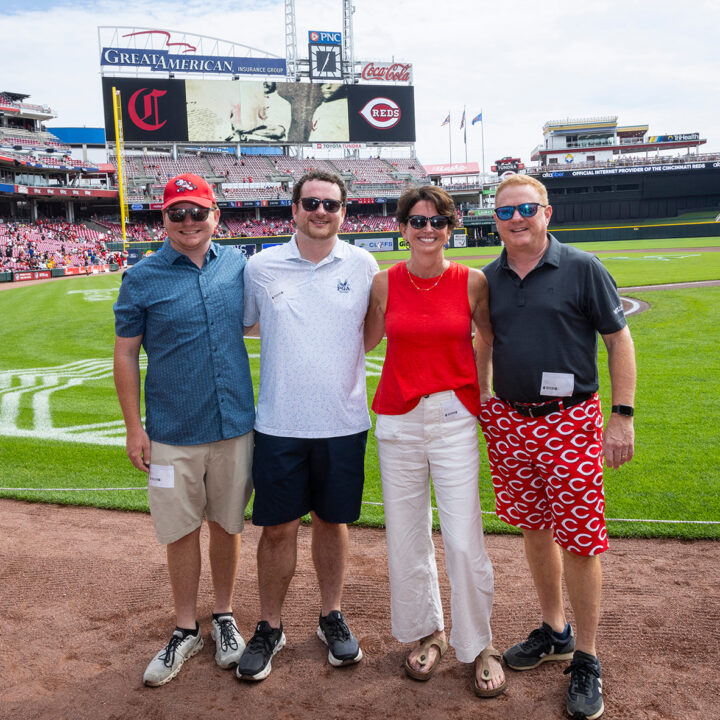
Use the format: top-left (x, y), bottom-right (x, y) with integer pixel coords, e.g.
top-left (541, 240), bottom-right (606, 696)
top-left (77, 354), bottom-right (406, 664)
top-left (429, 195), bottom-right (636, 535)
top-left (1, 0), bottom-right (717, 168)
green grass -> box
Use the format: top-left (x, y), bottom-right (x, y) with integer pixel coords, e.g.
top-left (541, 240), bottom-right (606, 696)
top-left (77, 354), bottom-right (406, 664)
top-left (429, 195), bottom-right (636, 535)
top-left (546, 209), bottom-right (719, 229)
top-left (391, 240), bottom-right (720, 287)
top-left (0, 243), bottom-right (718, 539)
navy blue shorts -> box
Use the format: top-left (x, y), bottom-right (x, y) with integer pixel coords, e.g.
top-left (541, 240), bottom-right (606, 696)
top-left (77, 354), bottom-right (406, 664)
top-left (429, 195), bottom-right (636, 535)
top-left (251, 430), bottom-right (368, 526)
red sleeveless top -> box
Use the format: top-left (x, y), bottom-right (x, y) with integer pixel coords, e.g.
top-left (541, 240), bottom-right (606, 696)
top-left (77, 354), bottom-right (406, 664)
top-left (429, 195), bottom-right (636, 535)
top-left (372, 261), bottom-right (481, 416)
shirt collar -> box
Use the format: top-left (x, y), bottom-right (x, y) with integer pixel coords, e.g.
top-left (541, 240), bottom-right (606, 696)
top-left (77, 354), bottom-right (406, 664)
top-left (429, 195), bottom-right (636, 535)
top-left (287, 233), bottom-right (346, 265)
top-left (499, 233), bottom-right (560, 271)
top-left (159, 239), bottom-right (219, 265)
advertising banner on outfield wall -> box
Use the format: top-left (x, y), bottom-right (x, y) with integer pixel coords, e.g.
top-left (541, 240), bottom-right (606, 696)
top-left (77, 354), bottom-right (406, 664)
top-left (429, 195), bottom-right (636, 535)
top-left (103, 77), bottom-right (415, 144)
top-left (354, 237), bottom-right (394, 252)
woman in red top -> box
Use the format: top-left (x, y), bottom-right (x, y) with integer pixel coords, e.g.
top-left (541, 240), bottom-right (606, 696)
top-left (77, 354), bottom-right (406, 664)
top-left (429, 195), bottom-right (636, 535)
top-left (365, 186), bottom-right (505, 697)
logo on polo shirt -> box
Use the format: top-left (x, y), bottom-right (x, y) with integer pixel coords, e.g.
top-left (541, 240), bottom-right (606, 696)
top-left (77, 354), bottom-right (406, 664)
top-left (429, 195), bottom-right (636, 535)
top-left (337, 279), bottom-right (350, 293)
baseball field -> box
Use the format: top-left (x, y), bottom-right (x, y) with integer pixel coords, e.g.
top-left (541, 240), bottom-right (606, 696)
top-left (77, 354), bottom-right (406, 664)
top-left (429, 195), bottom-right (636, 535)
top-left (1, 237), bottom-right (718, 540)
top-left (1, 237), bottom-right (719, 720)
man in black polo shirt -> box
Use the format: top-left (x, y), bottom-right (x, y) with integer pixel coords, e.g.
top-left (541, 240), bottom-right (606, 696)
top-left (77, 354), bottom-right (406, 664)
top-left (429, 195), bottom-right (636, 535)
top-left (478, 174), bottom-right (635, 720)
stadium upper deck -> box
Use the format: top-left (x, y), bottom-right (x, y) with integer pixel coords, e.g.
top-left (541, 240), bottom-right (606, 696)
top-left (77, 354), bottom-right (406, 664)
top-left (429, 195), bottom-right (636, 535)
top-left (530, 115), bottom-right (707, 166)
top-left (525, 116), bottom-right (720, 224)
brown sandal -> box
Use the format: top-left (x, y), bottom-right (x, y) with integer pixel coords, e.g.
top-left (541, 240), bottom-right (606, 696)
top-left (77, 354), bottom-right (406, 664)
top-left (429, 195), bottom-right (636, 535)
top-left (404, 634), bottom-right (448, 681)
top-left (474, 646), bottom-right (507, 698)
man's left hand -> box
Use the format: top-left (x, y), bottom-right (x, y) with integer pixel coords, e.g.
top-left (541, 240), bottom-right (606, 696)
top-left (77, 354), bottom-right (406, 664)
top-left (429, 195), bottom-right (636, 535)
top-left (603, 413), bottom-right (634, 469)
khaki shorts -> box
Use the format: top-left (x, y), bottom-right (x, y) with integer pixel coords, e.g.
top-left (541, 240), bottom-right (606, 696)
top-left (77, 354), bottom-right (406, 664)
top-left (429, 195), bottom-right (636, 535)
top-left (147, 432), bottom-right (253, 544)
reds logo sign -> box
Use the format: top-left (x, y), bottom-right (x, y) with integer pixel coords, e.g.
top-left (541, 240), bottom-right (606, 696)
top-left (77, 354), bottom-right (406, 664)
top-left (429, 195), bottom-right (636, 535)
top-left (128, 88), bottom-right (167, 131)
top-left (359, 97), bottom-right (401, 129)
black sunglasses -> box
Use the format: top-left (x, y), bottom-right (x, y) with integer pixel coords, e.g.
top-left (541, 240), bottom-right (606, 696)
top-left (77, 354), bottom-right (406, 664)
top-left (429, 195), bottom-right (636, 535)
top-left (407, 214), bottom-right (450, 230)
top-left (299, 197), bottom-right (343, 213)
top-left (165, 207), bottom-right (212, 223)
top-left (494, 203), bottom-right (547, 221)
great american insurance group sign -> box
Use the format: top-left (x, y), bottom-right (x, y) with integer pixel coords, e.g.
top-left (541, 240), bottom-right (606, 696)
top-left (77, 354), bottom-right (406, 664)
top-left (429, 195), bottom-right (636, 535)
top-left (99, 27), bottom-right (286, 77)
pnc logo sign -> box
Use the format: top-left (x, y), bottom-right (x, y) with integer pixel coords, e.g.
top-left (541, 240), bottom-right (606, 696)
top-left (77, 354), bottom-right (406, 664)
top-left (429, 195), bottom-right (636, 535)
top-left (308, 30), bottom-right (341, 45)
top-left (128, 88), bottom-right (167, 131)
top-left (358, 97), bottom-right (401, 129)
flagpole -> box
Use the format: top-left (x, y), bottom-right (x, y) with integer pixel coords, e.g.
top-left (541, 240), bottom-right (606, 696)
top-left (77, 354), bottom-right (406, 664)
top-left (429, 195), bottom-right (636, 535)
top-left (463, 105), bottom-right (468, 163)
top-left (481, 108), bottom-right (486, 180)
top-left (448, 111), bottom-right (452, 164)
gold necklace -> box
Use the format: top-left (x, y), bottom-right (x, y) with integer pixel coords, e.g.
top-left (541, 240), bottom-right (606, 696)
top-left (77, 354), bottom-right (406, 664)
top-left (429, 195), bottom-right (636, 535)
top-left (405, 261), bottom-right (449, 291)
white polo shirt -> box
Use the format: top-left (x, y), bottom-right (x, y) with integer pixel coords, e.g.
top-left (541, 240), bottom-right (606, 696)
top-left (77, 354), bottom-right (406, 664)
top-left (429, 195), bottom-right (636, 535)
top-left (244, 235), bottom-right (379, 438)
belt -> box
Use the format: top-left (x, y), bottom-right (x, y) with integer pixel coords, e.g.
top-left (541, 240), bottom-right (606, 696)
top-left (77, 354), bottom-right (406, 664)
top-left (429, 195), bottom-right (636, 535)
top-left (499, 393), bottom-right (593, 418)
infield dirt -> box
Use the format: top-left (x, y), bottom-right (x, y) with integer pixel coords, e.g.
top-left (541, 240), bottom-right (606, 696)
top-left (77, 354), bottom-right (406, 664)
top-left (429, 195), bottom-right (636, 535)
top-left (1, 499), bottom-right (717, 720)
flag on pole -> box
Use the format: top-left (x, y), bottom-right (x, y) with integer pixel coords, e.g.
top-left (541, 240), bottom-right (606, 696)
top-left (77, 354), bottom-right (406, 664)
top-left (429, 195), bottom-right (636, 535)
top-left (459, 109), bottom-right (466, 130)
top-left (471, 112), bottom-right (483, 125)
top-left (441, 114), bottom-right (450, 126)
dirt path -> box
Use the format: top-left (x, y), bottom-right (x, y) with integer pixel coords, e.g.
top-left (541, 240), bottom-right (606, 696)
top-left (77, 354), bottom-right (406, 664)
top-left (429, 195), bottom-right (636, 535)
top-left (0, 499), bottom-right (717, 720)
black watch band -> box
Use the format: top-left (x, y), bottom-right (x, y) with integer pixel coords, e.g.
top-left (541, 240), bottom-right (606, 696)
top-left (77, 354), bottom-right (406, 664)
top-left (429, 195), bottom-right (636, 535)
top-left (611, 404), bottom-right (634, 417)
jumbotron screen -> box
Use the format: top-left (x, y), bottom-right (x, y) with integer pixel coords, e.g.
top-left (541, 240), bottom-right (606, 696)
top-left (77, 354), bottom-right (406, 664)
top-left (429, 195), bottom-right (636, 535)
top-left (102, 77), bottom-right (415, 145)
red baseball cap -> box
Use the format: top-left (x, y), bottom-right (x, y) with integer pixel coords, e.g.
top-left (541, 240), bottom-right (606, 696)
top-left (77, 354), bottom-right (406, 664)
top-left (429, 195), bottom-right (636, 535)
top-left (162, 173), bottom-right (216, 210)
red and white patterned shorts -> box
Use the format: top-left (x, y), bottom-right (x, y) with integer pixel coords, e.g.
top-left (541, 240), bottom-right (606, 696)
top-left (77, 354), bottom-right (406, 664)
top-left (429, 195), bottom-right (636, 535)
top-left (479, 394), bottom-right (608, 556)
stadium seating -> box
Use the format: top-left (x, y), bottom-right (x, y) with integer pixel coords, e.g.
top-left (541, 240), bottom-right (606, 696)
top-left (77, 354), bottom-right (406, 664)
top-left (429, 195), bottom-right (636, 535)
top-left (206, 154), bottom-right (277, 182)
top-left (0, 219), bottom-right (120, 272)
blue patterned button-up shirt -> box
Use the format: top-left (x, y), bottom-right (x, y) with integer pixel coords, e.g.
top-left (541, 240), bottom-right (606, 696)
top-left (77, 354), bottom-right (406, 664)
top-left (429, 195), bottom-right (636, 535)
top-left (114, 240), bottom-right (255, 445)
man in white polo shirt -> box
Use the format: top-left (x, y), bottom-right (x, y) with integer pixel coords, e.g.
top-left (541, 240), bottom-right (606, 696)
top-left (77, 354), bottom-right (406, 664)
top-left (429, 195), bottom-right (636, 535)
top-left (237, 170), bottom-right (379, 681)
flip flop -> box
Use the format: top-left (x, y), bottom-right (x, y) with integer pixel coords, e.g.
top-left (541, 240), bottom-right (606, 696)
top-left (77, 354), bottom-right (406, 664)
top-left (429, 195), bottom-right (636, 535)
top-left (404, 634), bottom-right (448, 681)
top-left (474, 646), bottom-right (507, 698)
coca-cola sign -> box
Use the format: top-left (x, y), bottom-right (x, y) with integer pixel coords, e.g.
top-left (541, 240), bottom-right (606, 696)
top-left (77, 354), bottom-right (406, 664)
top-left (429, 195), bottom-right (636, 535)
top-left (360, 62), bottom-right (412, 84)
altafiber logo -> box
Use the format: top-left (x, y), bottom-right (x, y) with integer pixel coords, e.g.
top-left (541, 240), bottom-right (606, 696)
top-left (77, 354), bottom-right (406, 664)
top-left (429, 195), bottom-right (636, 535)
top-left (358, 97), bottom-right (401, 129)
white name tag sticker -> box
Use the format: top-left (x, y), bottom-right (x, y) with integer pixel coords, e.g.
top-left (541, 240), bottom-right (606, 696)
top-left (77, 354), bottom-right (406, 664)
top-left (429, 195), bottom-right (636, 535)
top-left (148, 464), bottom-right (175, 489)
top-left (540, 372), bottom-right (575, 397)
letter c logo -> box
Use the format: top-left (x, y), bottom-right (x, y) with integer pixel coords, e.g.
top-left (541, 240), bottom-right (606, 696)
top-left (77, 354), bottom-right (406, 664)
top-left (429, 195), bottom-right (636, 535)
top-left (128, 88), bottom-right (168, 131)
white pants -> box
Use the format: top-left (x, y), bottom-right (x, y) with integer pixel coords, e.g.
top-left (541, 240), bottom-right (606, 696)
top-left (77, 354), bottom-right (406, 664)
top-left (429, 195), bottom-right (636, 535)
top-left (375, 390), bottom-right (494, 663)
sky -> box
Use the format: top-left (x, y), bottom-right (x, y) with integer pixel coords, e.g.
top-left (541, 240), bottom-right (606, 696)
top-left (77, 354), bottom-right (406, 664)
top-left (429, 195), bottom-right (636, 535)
top-left (1, 0), bottom-right (718, 170)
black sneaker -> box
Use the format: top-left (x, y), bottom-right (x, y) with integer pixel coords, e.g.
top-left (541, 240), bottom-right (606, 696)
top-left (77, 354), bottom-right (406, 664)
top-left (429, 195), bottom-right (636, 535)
top-left (235, 621), bottom-right (286, 681)
top-left (564, 650), bottom-right (604, 719)
top-left (503, 622), bottom-right (575, 670)
top-left (317, 610), bottom-right (363, 667)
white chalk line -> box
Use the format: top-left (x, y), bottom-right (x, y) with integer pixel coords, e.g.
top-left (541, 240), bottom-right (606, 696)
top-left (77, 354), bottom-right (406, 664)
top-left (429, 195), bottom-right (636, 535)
top-left (620, 296), bottom-right (642, 315)
top-left (0, 489), bottom-right (716, 525)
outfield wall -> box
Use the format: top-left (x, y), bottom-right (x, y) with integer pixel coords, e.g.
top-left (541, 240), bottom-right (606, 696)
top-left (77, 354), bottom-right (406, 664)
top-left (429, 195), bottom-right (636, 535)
top-left (549, 220), bottom-right (720, 243)
top-left (105, 228), bottom-right (470, 257)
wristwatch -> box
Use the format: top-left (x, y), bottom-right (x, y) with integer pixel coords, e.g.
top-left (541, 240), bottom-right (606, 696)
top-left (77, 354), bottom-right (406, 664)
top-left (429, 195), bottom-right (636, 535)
top-left (611, 404), bottom-right (634, 417)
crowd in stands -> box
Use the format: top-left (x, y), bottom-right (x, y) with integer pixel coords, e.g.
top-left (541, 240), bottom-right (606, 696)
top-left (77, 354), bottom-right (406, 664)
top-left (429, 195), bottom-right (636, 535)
top-left (0, 219), bottom-right (122, 273)
top-left (0, 211), bottom-right (413, 267)
top-left (221, 214), bottom-right (401, 237)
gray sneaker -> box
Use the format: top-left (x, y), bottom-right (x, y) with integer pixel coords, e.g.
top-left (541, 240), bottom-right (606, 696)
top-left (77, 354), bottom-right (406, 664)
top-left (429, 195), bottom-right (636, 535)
top-left (503, 622), bottom-right (575, 670)
top-left (143, 628), bottom-right (204, 686)
top-left (211, 616), bottom-right (245, 669)
top-left (317, 610), bottom-right (363, 667)
top-left (565, 651), bottom-right (604, 719)
top-left (235, 621), bottom-right (286, 681)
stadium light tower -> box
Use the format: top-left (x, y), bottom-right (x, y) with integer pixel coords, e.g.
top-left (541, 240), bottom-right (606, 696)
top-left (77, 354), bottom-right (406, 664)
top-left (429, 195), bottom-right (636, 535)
top-left (285, 0), bottom-right (299, 81)
top-left (343, 1), bottom-right (356, 83)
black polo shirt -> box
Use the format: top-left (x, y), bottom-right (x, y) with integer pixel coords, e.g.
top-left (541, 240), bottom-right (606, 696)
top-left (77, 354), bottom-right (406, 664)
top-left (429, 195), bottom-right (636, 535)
top-left (483, 234), bottom-right (626, 403)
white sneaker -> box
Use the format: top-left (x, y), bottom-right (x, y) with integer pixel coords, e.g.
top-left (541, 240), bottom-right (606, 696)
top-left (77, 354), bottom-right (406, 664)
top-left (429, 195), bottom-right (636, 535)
top-left (211, 616), bottom-right (246, 669)
top-left (143, 629), bottom-right (204, 687)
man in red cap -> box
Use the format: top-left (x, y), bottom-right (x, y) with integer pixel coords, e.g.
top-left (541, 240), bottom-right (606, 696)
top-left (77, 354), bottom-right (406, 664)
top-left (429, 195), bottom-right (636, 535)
top-left (114, 173), bottom-right (256, 686)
